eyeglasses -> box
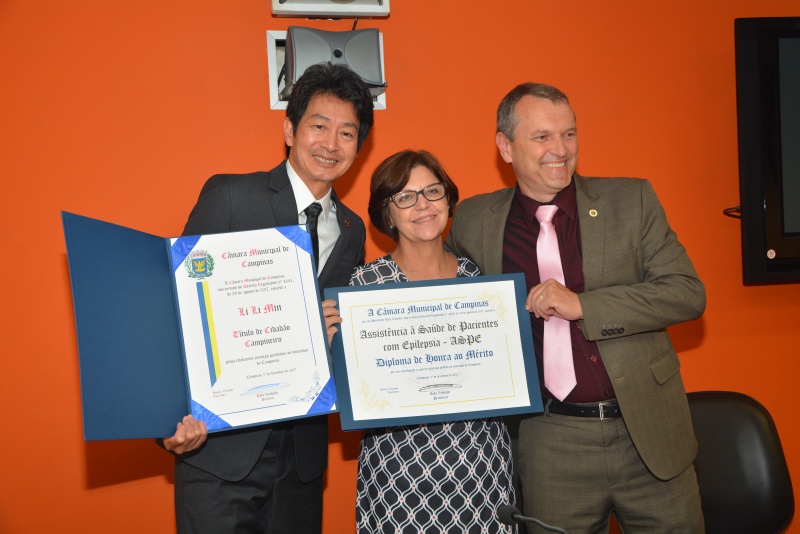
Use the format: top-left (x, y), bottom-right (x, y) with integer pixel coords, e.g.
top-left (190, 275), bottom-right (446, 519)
top-left (388, 182), bottom-right (447, 209)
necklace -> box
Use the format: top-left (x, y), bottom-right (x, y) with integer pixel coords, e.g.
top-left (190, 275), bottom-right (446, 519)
top-left (400, 256), bottom-right (423, 278)
top-left (395, 252), bottom-right (451, 280)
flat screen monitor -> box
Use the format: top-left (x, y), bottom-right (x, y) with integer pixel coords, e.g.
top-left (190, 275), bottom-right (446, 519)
top-left (735, 17), bottom-right (800, 284)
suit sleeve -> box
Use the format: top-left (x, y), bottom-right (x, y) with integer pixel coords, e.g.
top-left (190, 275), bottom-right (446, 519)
top-left (182, 175), bottom-right (234, 236)
top-left (445, 199), bottom-right (484, 273)
top-left (578, 180), bottom-right (705, 340)
top-left (320, 200), bottom-right (366, 289)
top-left (444, 211), bottom-right (462, 256)
top-left (347, 210), bottom-right (366, 276)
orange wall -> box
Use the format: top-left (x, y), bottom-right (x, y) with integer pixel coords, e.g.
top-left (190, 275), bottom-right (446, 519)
top-left (1, 1), bottom-right (798, 532)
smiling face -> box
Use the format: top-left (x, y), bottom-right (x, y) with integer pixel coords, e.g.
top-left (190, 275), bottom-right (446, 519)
top-left (387, 165), bottom-right (449, 245)
top-left (284, 93), bottom-right (360, 198)
top-left (496, 95), bottom-right (578, 202)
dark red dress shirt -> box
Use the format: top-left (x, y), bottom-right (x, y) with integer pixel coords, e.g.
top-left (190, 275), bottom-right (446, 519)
top-left (502, 180), bottom-right (615, 403)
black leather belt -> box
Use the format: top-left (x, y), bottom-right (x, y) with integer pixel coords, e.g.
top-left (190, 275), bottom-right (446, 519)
top-left (545, 398), bottom-right (621, 420)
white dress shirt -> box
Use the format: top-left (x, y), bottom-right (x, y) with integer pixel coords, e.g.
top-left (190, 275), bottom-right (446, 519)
top-left (286, 161), bottom-right (341, 274)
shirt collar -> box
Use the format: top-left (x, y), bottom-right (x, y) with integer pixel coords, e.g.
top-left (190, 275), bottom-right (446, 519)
top-left (513, 177), bottom-right (578, 224)
top-left (285, 161), bottom-right (336, 220)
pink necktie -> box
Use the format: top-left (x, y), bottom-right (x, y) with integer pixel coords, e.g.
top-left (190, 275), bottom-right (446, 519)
top-left (536, 205), bottom-right (577, 401)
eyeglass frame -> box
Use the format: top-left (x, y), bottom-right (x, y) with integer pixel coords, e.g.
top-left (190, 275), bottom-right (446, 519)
top-left (386, 182), bottom-right (448, 209)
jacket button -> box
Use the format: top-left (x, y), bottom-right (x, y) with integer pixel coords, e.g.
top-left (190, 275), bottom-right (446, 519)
top-left (601, 329), bottom-right (608, 336)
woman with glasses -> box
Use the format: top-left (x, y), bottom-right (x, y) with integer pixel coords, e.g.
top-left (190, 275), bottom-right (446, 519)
top-left (349, 150), bottom-right (517, 533)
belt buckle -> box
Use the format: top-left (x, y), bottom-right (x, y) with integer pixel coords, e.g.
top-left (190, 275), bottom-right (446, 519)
top-left (599, 401), bottom-right (611, 420)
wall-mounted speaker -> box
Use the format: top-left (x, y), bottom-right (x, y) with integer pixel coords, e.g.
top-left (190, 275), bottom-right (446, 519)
top-left (280, 27), bottom-right (386, 101)
top-left (272, 0), bottom-right (389, 18)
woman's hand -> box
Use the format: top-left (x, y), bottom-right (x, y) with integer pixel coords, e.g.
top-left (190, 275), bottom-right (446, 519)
top-left (322, 299), bottom-right (342, 346)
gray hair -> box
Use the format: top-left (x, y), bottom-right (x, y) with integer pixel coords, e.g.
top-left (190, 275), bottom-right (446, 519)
top-left (496, 83), bottom-right (570, 140)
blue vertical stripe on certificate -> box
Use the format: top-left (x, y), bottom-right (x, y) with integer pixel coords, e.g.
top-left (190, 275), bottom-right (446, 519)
top-left (196, 281), bottom-right (221, 386)
top-left (171, 235), bottom-right (202, 272)
top-left (307, 378), bottom-right (336, 415)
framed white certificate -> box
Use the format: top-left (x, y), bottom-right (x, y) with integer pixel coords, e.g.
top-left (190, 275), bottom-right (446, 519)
top-left (171, 226), bottom-right (334, 431)
top-left (325, 274), bottom-right (542, 431)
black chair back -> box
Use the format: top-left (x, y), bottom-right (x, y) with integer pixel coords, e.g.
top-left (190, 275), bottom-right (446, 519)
top-left (688, 391), bottom-right (794, 534)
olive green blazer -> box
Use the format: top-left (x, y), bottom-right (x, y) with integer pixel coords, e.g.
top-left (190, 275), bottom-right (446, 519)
top-left (445, 175), bottom-right (705, 480)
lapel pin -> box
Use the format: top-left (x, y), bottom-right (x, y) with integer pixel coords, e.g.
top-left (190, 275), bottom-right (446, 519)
top-left (589, 209), bottom-right (598, 217)
top-left (345, 219), bottom-right (351, 228)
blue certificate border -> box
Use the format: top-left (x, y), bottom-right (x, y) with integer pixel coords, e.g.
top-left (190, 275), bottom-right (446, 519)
top-left (170, 226), bottom-right (336, 432)
top-left (325, 273), bottom-right (542, 431)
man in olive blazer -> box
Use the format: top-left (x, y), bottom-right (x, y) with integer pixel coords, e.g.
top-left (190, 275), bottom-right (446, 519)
top-left (447, 175), bottom-right (703, 479)
top-left (445, 82), bottom-right (706, 531)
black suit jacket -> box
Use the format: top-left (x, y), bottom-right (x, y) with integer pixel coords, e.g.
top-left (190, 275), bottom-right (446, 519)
top-left (180, 161), bottom-right (366, 482)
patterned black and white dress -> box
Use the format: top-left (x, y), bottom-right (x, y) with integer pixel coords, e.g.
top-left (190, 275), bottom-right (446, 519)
top-left (350, 255), bottom-right (517, 534)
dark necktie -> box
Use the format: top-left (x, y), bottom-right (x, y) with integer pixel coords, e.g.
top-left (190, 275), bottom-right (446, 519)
top-left (304, 202), bottom-right (323, 268)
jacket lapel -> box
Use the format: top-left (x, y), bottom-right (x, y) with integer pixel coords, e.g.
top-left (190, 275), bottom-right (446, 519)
top-left (575, 176), bottom-right (604, 291)
top-left (267, 162), bottom-right (300, 228)
top-left (317, 189), bottom-right (347, 288)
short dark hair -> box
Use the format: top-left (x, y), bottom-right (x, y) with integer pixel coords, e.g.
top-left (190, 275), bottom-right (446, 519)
top-left (285, 63), bottom-right (375, 156)
top-left (367, 150), bottom-right (459, 241)
top-left (497, 83), bottom-right (570, 140)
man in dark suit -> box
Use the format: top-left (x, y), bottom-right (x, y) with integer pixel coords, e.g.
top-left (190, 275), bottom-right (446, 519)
top-left (160, 63), bottom-right (374, 533)
top-left (445, 83), bottom-right (706, 532)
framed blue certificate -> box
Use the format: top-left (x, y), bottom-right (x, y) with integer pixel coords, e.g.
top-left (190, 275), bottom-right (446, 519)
top-left (62, 212), bottom-right (334, 440)
top-left (325, 274), bottom-right (543, 431)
